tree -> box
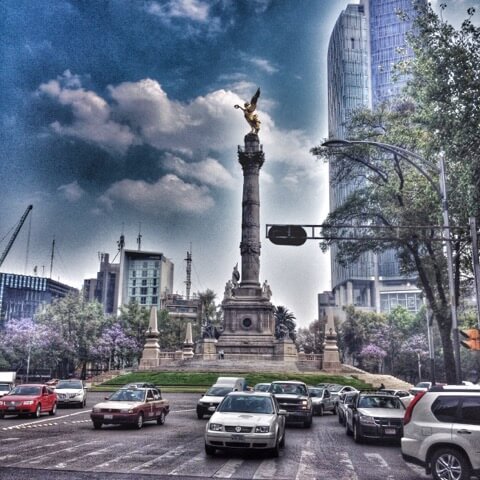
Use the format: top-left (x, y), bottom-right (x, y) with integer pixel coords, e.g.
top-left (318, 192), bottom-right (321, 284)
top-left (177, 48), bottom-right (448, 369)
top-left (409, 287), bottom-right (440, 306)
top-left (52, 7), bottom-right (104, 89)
top-left (296, 319), bottom-right (324, 354)
top-left (312, 4), bottom-right (480, 383)
top-left (273, 306), bottom-right (297, 342)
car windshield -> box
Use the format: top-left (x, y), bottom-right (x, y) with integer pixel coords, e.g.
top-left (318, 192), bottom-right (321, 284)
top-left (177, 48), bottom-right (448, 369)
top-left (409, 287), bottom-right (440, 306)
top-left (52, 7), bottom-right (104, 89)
top-left (415, 382), bottom-right (431, 389)
top-left (109, 389), bottom-right (145, 402)
top-left (56, 381), bottom-right (83, 389)
top-left (218, 395), bottom-right (274, 414)
top-left (270, 383), bottom-right (307, 395)
top-left (308, 388), bottom-right (323, 397)
top-left (327, 384), bottom-right (343, 393)
top-left (206, 386), bottom-right (233, 396)
top-left (358, 396), bottom-right (403, 409)
top-left (0, 384), bottom-right (11, 391)
top-left (10, 386), bottom-right (41, 396)
top-left (254, 384), bottom-right (270, 392)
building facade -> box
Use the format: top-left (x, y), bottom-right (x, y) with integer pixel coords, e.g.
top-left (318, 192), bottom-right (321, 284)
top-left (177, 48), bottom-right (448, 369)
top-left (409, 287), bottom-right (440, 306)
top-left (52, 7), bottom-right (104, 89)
top-left (0, 273), bottom-right (78, 327)
top-left (326, 0), bottom-right (424, 316)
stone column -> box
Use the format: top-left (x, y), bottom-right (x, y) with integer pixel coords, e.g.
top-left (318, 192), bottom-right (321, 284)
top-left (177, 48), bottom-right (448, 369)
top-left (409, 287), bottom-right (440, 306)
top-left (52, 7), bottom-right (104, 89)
top-left (238, 133), bottom-right (264, 288)
top-left (139, 306), bottom-right (161, 369)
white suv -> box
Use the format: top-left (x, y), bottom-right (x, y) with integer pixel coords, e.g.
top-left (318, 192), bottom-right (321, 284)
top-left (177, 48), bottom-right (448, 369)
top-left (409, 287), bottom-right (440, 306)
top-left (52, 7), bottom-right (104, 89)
top-left (401, 385), bottom-right (480, 480)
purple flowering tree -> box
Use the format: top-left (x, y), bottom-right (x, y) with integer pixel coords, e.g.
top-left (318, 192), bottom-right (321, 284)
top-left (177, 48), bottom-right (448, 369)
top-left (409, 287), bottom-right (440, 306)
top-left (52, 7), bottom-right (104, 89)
top-left (359, 343), bottom-right (388, 373)
top-left (91, 323), bottom-right (138, 371)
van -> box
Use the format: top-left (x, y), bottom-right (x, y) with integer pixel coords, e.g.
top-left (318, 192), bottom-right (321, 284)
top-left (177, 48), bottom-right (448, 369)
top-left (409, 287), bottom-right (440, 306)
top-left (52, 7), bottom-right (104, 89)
top-left (214, 377), bottom-right (247, 392)
top-left (0, 372), bottom-right (16, 398)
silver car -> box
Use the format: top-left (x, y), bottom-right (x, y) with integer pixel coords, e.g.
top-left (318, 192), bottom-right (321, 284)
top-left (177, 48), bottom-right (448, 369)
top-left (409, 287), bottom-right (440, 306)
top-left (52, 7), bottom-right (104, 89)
top-left (54, 379), bottom-right (87, 408)
top-left (205, 391), bottom-right (287, 457)
top-left (308, 387), bottom-right (335, 416)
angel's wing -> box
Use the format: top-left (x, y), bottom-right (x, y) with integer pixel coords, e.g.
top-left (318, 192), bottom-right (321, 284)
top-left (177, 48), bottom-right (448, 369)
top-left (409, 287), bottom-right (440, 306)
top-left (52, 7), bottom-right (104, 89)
top-left (250, 88), bottom-right (260, 109)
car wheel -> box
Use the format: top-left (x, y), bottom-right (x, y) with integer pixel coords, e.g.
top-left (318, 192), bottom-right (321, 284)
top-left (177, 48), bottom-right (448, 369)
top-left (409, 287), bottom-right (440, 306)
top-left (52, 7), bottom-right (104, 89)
top-left (279, 429), bottom-right (286, 448)
top-left (353, 422), bottom-right (363, 444)
top-left (157, 410), bottom-right (166, 425)
top-left (304, 415), bottom-right (312, 428)
top-left (49, 403), bottom-right (57, 416)
top-left (345, 420), bottom-right (353, 436)
top-left (333, 404), bottom-right (337, 415)
top-left (93, 421), bottom-right (102, 430)
top-left (271, 436), bottom-right (280, 458)
top-left (0, 413), bottom-right (4, 419)
top-left (318, 405), bottom-right (324, 417)
top-left (338, 412), bottom-right (343, 424)
top-left (136, 413), bottom-right (144, 429)
top-left (431, 447), bottom-right (471, 480)
top-left (205, 443), bottom-right (215, 456)
top-left (33, 404), bottom-right (41, 418)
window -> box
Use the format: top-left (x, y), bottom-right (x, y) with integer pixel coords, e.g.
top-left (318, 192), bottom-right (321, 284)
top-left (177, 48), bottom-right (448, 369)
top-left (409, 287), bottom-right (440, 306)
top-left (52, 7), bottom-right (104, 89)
top-left (131, 288), bottom-right (136, 295)
top-left (143, 262), bottom-right (148, 268)
top-left (132, 271), bottom-right (136, 278)
top-left (152, 278), bottom-right (157, 286)
top-left (142, 270), bottom-right (147, 277)
top-left (152, 287), bottom-right (157, 295)
top-left (140, 287), bottom-right (148, 295)
top-left (132, 279), bottom-right (136, 286)
top-left (151, 296), bottom-right (158, 304)
top-left (140, 297), bottom-right (147, 305)
top-left (142, 279), bottom-right (147, 286)
top-left (459, 397), bottom-right (480, 425)
top-left (432, 397), bottom-right (460, 422)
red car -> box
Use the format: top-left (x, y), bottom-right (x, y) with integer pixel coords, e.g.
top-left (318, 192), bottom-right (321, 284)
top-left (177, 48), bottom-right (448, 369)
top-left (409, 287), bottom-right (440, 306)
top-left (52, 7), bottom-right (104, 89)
top-left (0, 384), bottom-right (58, 418)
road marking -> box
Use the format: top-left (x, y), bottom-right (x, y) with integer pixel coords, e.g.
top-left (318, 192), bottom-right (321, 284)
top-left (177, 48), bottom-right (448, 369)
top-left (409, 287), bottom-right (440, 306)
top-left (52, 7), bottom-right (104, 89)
top-left (168, 452), bottom-right (205, 475)
top-left (130, 445), bottom-right (187, 471)
top-left (1, 410), bottom-right (88, 430)
top-left (54, 443), bottom-right (123, 469)
top-left (295, 441), bottom-right (317, 480)
top-left (406, 462), bottom-right (430, 478)
top-left (0, 454), bottom-right (18, 461)
top-left (338, 451), bottom-right (358, 480)
top-left (170, 409), bottom-right (195, 413)
top-left (364, 453), bottom-right (394, 480)
top-left (213, 458), bottom-right (243, 478)
top-left (253, 458), bottom-right (277, 479)
top-left (95, 444), bottom-right (156, 469)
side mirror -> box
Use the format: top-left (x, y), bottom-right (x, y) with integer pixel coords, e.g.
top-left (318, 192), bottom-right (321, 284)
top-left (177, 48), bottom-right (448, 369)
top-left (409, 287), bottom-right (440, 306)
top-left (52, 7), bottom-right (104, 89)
top-left (104, 396), bottom-right (110, 400)
top-left (208, 406), bottom-right (216, 412)
top-left (278, 409), bottom-right (288, 416)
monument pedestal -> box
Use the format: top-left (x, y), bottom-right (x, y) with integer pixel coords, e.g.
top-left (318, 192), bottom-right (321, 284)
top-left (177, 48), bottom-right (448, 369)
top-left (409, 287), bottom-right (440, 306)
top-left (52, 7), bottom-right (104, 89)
top-left (274, 337), bottom-right (298, 362)
top-left (139, 307), bottom-right (161, 369)
top-left (196, 338), bottom-right (218, 360)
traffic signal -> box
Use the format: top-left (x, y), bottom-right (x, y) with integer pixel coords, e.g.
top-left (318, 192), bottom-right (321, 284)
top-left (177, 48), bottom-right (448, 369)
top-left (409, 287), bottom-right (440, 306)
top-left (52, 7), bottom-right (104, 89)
top-left (460, 329), bottom-right (480, 350)
top-left (267, 225), bottom-right (307, 246)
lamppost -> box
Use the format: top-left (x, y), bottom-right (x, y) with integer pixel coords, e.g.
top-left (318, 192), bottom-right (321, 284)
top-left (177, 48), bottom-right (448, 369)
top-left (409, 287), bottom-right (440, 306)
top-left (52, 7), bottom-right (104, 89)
top-left (322, 139), bottom-right (462, 383)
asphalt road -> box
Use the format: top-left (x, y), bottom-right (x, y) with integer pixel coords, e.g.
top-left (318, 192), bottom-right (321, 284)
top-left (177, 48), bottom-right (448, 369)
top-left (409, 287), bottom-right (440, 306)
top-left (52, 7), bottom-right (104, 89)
top-left (0, 392), bottom-right (429, 480)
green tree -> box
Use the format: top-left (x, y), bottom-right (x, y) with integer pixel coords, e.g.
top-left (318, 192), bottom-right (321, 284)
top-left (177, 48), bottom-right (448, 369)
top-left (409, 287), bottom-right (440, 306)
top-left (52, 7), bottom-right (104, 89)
top-left (296, 319), bottom-right (323, 354)
top-left (274, 306), bottom-right (297, 342)
top-left (312, 4), bottom-right (480, 383)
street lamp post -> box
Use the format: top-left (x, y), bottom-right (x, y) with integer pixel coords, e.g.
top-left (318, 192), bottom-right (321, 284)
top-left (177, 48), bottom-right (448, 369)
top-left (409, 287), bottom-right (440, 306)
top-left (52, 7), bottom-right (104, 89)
top-left (322, 139), bottom-right (462, 383)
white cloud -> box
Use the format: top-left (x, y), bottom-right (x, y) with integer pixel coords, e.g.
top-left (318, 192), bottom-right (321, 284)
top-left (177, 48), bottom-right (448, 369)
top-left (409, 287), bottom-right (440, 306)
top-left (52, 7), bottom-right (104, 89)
top-left (163, 153), bottom-right (236, 189)
top-left (39, 71), bottom-right (136, 155)
top-left (146, 0), bottom-right (210, 22)
top-left (98, 174), bottom-right (214, 214)
top-left (58, 181), bottom-right (85, 202)
top-left (248, 56), bottom-right (278, 74)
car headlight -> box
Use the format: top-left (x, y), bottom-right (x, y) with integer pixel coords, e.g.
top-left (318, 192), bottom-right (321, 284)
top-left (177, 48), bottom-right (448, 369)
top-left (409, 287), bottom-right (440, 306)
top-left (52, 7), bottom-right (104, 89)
top-left (74, 392), bottom-right (82, 397)
top-left (92, 407), bottom-right (100, 413)
top-left (23, 400), bottom-right (35, 405)
top-left (301, 400), bottom-right (308, 405)
top-left (359, 415), bottom-right (376, 425)
top-left (120, 408), bottom-right (134, 413)
top-left (209, 423), bottom-right (223, 431)
top-left (254, 426), bottom-right (270, 433)
top-left (0, 401), bottom-right (5, 406)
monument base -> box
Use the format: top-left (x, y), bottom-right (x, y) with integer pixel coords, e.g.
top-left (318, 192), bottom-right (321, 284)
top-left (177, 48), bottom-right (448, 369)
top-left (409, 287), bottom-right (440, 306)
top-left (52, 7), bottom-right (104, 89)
top-left (196, 338), bottom-right (218, 360)
top-left (138, 337), bottom-right (161, 369)
top-left (274, 338), bottom-right (298, 362)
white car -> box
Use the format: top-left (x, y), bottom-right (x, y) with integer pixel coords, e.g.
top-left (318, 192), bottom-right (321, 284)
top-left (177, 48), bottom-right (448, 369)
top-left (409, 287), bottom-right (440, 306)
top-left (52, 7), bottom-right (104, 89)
top-left (54, 379), bottom-right (87, 408)
top-left (197, 385), bottom-right (235, 419)
top-left (205, 391), bottom-right (287, 457)
top-left (379, 389), bottom-right (414, 407)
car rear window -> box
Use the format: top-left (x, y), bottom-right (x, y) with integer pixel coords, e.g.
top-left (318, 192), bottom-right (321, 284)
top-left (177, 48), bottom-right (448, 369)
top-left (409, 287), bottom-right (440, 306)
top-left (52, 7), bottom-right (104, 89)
top-left (207, 386), bottom-right (233, 396)
top-left (431, 396), bottom-right (460, 422)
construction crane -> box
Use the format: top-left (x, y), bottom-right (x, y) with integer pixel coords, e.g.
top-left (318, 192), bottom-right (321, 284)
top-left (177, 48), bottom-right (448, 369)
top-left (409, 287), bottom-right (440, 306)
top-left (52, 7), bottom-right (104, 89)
top-left (0, 205), bottom-right (33, 269)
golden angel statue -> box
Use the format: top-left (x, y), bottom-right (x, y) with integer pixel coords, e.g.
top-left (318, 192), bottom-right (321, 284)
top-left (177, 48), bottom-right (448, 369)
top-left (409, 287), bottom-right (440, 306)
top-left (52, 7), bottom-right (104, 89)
top-left (234, 88), bottom-right (261, 134)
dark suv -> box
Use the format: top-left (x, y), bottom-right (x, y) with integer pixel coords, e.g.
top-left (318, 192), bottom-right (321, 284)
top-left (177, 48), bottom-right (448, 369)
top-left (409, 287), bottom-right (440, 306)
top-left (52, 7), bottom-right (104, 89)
top-left (268, 380), bottom-right (313, 428)
top-left (401, 385), bottom-right (480, 480)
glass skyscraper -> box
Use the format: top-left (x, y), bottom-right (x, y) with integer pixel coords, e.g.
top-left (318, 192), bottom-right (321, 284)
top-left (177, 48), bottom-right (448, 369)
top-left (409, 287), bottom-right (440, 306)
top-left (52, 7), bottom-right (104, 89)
top-left (327, 0), bottom-right (424, 314)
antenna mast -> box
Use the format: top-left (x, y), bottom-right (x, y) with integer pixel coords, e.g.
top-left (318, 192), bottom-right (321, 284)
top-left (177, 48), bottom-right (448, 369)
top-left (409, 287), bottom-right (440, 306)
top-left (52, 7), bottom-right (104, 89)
top-left (137, 223), bottom-right (142, 251)
top-left (184, 244), bottom-right (192, 300)
top-left (49, 236), bottom-right (55, 279)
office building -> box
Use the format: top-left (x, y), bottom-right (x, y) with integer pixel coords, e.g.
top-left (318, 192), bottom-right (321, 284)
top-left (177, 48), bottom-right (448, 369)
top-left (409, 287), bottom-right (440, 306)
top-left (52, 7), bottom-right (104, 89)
top-left (326, 0), bottom-right (424, 316)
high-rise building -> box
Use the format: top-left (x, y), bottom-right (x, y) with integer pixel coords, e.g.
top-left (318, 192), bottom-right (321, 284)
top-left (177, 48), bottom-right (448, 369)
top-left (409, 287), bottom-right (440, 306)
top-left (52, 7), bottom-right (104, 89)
top-left (0, 273), bottom-right (78, 327)
top-left (326, 0), bottom-right (424, 316)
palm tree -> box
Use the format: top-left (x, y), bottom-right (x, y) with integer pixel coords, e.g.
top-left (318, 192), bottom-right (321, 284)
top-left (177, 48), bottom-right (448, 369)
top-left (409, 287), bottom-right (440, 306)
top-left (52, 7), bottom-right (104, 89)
top-left (274, 306), bottom-right (297, 341)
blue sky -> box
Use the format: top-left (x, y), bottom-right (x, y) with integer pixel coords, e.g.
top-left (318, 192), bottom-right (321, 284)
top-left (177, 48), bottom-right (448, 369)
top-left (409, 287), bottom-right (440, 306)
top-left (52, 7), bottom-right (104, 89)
top-left (1, 0), bottom-right (477, 327)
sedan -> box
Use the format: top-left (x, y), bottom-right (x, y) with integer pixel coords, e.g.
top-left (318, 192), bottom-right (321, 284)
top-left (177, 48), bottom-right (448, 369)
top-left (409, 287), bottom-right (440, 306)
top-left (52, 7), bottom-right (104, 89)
top-left (379, 389), bottom-right (414, 407)
top-left (205, 392), bottom-right (287, 457)
top-left (197, 385), bottom-right (235, 419)
top-left (0, 384), bottom-right (57, 418)
top-left (308, 387), bottom-right (336, 416)
top-left (55, 379), bottom-right (87, 408)
top-left (90, 387), bottom-right (169, 429)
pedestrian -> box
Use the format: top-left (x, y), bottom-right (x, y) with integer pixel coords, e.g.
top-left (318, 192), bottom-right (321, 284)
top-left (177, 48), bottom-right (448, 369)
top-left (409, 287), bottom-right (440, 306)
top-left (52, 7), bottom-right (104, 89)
top-left (379, 383), bottom-right (385, 390)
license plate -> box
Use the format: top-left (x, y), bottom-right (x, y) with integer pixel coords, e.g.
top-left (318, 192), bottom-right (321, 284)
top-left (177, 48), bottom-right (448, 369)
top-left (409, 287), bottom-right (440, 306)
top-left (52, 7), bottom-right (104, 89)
top-left (8, 406), bottom-right (15, 410)
top-left (104, 414), bottom-right (113, 419)
top-left (231, 434), bottom-right (245, 440)
top-left (384, 428), bottom-right (396, 435)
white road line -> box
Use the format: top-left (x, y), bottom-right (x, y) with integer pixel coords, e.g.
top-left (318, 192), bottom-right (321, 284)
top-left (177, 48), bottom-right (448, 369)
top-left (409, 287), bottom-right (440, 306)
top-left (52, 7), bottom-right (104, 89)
top-left (295, 441), bottom-right (317, 480)
top-left (253, 458), bottom-right (277, 479)
top-left (130, 445), bottom-right (187, 471)
top-left (53, 443), bottom-right (124, 469)
top-left (2, 437), bottom-right (20, 441)
top-left (95, 444), bottom-right (156, 469)
top-left (406, 462), bottom-right (430, 478)
top-left (338, 451), bottom-right (359, 480)
top-left (0, 454), bottom-right (18, 461)
top-left (213, 458), bottom-right (243, 478)
top-left (168, 452), bottom-right (205, 475)
top-left (2, 410), bottom-right (88, 430)
top-left (364, 453), bottom-right (394, 480)
top-left (170, 409), bottom-right (195, 413)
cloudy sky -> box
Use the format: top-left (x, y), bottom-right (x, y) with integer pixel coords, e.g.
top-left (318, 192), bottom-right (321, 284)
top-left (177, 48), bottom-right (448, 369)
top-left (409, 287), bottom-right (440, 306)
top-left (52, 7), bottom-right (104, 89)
top-left (1, 0), bottom-right (477, 327)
